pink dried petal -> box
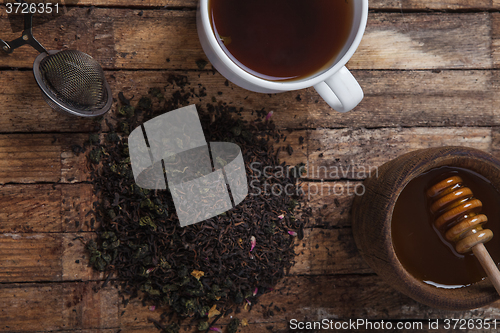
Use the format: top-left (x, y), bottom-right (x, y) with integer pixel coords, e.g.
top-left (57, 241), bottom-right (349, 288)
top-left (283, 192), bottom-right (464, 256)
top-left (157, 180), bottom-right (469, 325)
top-left (253, 287), bottom-right (258, 296)
top-left (209, 327), bottom-right (222, 332)
top-left (288, 230), bottom-right (297, 237)
top-left (278, 214), bottom-right (284, 219)
top-left (250, 236), bottom-right (256, 251)
top-left (265, 111), bottom-right (273, 121)
top-left (246, 299), bottom-right (252, 305)
top-left (149, 305), bottom-right (156, 311)
top-left (146, 267), bottom-right (156, 274)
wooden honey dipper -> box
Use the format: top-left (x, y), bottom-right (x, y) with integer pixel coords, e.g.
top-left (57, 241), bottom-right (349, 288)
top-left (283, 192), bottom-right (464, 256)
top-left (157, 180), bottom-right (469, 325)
top-left (427, 176), bottom-right (500, 294)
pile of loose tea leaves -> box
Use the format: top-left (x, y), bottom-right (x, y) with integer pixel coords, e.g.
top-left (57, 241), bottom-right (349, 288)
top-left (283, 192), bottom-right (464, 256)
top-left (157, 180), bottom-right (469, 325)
top-left (85, 75), bottom-right (307, 332)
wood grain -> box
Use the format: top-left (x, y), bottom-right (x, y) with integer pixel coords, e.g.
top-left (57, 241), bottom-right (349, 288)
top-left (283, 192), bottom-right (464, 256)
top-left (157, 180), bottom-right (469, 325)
top-left (0, 232), bottom-right (102, 282)
top-left (1, 1), bottom-right (499, 331)
top-left (354, 13), bottom-right (492, 70)
top-left (0, 183), bottom-right (95, 232)
top-left (1, 276), bottom-right (499, 332)
top-left (0, 133), bottom-right (89, 184)
top-left (0, 282), bottom-right (118, 331)
top-left (371, 0), bottom-right (494, 10)
top-left (292, 228), bottom-right (371, 275)
top-left (0, 10), bottom-right (493, 70)
top-left (303, 182), bottom-right (361, 228)
top-left (308, 127), bottom-right (492, 180)
top-left (1, 128), bottom-right (494, 184)
top-left (0, 226), bottom-right (369, 283)
top-left (491, 13), bottom-right (500, 69)
top-left (0, 69), bottom-right (499, 133)
top-left (20, 0), bottom-right (498, 11)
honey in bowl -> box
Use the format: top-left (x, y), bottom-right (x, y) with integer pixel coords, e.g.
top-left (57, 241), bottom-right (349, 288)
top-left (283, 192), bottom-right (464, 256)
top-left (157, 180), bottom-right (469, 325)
top-left (392, 166), bottom-right (500, 288)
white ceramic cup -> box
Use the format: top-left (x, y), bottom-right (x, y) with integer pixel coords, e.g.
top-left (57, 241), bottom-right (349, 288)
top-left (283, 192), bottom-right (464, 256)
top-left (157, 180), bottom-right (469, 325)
top-left (197, 0), bottom-right (368, 112)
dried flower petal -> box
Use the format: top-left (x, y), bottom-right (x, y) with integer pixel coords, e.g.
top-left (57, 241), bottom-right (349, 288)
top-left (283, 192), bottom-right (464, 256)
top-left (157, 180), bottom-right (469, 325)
top-left (208, 304), bottom-right (221, 319)
top-left (265, 111), bottom-right (273, 121)
top-left (209, 327), bottom-right (222, 332)
top-left (288, 230), bottom-right (297, 237)
top-left (149, 305), bottom-right (156, 311)
top-left (241, 318), bottom-right (249, 327)
top-left (253, 287), bottom-right (258, 296)
top-left (278, 214), bottom-right (284, 219)
top-left (250, 236), bottom-right (256, 251)
top-left (191, 269), bottom-right (205, 280)
top-left (146, 267), bottom-right (156, 274)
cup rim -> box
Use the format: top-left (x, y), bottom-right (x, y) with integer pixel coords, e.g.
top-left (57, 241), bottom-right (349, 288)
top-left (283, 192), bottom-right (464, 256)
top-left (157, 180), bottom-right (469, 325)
top-left (198, 0), bottom-right (369, 91)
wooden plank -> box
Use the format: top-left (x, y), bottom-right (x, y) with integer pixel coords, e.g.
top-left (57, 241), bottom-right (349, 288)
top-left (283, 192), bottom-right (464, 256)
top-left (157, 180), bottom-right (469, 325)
top-left (0, 183), bottom-right (95, 232)
top-left (318, 70), bottom-right (500, 129)
top-left (0, 8), bottom-right (204, 70)
top-left (70, 0), bottom-right (195, 7)
top-left (2, 277), bottom-right (499, 332)
top-left (352, 12), bottom-right (492, 70)
top-left (0, 127), bottom-right (494, 184)
top-left (0, 232), bottom-right (102, 282)
top-left (0, 71), bottom-right (100, 133)
top-left (108, 69), bottom-right (500, 130)
top-left (118, 324), bottom-right (289, 333)
top-left (0, 10), bottom-right (492, 70)
top-left (118, 275), bottom-right (500, 332)
top-left (0, 128), bottom-right (494, 228)
top-left (370, 0), bottom-right (494, 10)
top-left (491, 13), bottom-right (500, 69)
top-left (0, 226), bottom-right (368, 283)
top-left (303, 182), bottom-right (359, 228)
top-left (291, 228), bottom-right (371, 275)
top-left (32, 0), bottom-right (499, 10)
top-left (308, 127), bottom-right (492, 180)
top-left (0, 282), bottom-right (118, 331)
top-left (0, 233), bottom-right (62, 282)
top-left (0, 134), bottom-right (62, 183)
top-left (60, 0), bottom-right (498, 10)
top-left (0, 133), bottom-right (89, 184)
top-left (1, 69), bottom-right (499, 133)
top-left (1, 182), bottom-right (344, 234)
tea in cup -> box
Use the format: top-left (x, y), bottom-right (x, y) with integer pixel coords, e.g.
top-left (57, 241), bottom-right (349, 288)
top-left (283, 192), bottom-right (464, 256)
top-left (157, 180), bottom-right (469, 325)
top-left (197, 0), bottom-right (368, 112)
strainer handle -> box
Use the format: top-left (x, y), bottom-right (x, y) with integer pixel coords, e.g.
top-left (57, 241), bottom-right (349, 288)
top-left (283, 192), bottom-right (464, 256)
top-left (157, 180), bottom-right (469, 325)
top-left (0, 1), bottom-right (47, 54)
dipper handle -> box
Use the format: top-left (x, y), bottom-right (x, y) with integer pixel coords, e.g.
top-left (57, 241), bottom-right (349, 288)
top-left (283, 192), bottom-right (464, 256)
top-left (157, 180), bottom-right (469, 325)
top-left (472, 244), bottom-right (500, 295)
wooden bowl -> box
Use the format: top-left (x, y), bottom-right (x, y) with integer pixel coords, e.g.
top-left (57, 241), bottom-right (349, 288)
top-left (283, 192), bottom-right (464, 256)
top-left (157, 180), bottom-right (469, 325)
top-left (352, 146), bottom-right (500, 310)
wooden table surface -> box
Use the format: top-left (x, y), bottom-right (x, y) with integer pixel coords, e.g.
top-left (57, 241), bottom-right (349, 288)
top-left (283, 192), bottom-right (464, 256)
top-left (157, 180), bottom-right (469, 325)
top-left (2, 0), bottom-right (500, 332)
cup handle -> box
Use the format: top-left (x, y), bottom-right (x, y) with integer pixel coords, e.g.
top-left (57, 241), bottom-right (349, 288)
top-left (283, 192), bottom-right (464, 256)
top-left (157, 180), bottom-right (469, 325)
top-left (313, 66), bottom-right (363, 113)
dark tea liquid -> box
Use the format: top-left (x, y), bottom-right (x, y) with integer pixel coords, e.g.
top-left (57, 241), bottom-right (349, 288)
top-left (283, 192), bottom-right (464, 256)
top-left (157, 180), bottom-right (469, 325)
top-left (392, 167), bottom-right (500, 288)
top-left (209, 0), bottom-right (354, 81)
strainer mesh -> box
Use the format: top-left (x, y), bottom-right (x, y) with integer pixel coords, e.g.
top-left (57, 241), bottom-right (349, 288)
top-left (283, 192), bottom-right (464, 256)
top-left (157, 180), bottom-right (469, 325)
top-left (38, 50), bottom-right (109, 113)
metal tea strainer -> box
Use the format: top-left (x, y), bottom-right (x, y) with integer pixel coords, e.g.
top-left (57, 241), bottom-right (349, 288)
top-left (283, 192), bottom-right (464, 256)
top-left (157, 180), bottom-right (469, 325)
top-left (1, 6), bottom-right (112, 117)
